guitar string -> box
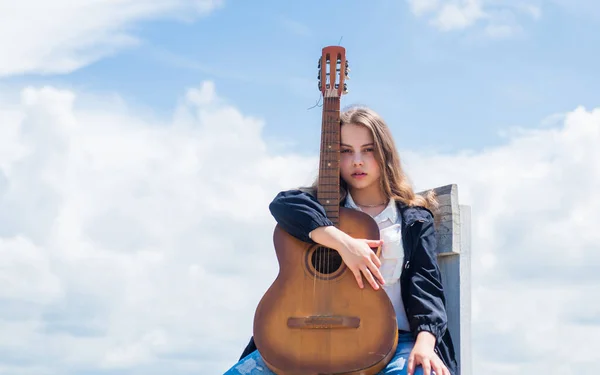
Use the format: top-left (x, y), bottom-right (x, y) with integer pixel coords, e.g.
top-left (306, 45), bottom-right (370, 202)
top-left (322, 94), bottom-right (329, 317)
top-left (315, 85), bottom-right (322, 314)
top-left (328, 94), bottom-right (333, 317)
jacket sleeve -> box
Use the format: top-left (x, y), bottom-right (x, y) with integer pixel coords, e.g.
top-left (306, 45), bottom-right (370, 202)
top-left (268, 189), bottom-right (335, 244)
top-left (407, 214), bottom-right (449, 344)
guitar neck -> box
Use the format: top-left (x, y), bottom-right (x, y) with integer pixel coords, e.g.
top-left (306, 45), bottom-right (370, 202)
top-left (317, 96), bottom-right (341, 226)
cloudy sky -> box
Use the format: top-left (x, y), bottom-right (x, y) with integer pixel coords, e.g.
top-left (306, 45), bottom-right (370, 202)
top-left (1, 0), bottom-right (599, 374)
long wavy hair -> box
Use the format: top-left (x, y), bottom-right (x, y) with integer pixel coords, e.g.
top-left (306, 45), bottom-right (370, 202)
top-left (300, 105), bottom-right (438, 215)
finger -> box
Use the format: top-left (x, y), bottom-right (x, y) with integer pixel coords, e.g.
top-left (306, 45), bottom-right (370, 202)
top-left (371, 252), bottom-right (382, 268)
top-left (366, 239), bottom-right (384, 248)
top-left (423, 359), bottom-right (431, 375)
top-left (431, 360), bottom-right (443, 375)
top-left (368, 262), bottom-right (386, 285)
top-left (407, 354), bottom-right (415, 375)
top-left (351, 268), bottom-right (364, 289)
top-left (360, 265), bottom-right (379, 290)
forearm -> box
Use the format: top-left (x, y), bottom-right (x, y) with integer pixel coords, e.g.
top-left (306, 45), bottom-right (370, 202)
top-left (308, 226), bottom-right (352, 253)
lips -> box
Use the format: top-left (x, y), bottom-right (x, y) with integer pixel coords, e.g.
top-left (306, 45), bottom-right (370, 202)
top-left (352, 172), bottom-right (367, 177)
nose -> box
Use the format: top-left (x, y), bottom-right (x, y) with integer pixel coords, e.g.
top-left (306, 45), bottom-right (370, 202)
top-left (352, 153), bottom-right (364, 166)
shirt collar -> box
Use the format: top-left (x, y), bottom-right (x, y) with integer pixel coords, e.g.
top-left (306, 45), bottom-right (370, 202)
top-left (344, 191), bottom-right (398, 224)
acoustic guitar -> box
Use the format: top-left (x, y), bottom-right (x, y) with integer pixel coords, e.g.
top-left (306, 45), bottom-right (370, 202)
top-left (253, 46), bottom-right (398, 375)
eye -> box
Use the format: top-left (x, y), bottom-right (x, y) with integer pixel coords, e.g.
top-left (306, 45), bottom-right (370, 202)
top-left (364, 147), bottom-right (374, 152)
top-left (341, 149), bottom-right (351, 153)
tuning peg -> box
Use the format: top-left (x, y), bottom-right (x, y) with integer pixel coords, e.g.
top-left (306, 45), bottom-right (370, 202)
top-left (317, 70), bottom-right (321, 80)
top-left (345, 60), bottom-right (349, 67)
top-left (343, 83), bottom-right (348, 95)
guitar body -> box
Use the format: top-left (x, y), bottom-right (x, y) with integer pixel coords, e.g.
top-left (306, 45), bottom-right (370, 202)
top-left (254, 207), bottom-right (398, 375)
top-left (253, 46), bottom-right (397, 374)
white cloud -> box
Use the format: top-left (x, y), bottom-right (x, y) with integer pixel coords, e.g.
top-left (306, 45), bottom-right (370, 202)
top-left (0, 0), bottom-right (224, 77)
top-left (484, 23), bottom-right (521, 38)
top-left (432, 0), bottom-right (487, 31)
top-left (277, 16), bottom-right (312, 37)
top-left (1, 80), bottom-right (599, 374)
top-left (517, 3), bottom-right (542, 19)
top-left (408, 0), bottom-right (441, 15)
top-left (406, 0), bottom-right (541, 36)
top-left (402, 105), bottom-right (600, 373)
top-left (0, 81), bottom-right (317, 374)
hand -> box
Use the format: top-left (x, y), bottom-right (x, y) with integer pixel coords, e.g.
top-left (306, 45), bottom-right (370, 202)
top-left (407, 332), bottom-right (450, 375)
top-left (338, 237), bottom-right (385, 290)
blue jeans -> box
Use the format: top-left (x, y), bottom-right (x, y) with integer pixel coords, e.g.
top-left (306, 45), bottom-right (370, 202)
top-left (223, 333), bottom-right (425, 375)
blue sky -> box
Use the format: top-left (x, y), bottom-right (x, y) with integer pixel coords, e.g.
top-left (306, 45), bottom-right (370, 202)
top-left (1, 1), bottom-right (599, 374)
top-left (5, 1), bottom-right (599, 155)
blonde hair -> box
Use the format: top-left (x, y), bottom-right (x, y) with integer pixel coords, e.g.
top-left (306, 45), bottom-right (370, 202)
top-left (301, 105), bottom-right (439, 215)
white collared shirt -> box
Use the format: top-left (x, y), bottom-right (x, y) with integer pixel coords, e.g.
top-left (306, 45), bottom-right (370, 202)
top-left (343, 192), bottom-right (410, 331)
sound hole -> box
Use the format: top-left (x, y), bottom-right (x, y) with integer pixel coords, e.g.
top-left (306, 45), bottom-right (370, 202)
top-left (311, 247), bottom-right (343, 274)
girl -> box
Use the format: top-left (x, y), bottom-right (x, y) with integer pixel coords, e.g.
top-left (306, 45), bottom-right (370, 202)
top-left (224, 106), bottom-right (458, 375)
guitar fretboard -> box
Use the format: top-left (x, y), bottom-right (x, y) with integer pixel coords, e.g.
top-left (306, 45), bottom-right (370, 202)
top-left (317, 96), bottom-right (341, 226)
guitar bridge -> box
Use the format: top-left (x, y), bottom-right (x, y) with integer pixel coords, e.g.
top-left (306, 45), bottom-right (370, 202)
top-left (287, 315), bottom-right (360, 329)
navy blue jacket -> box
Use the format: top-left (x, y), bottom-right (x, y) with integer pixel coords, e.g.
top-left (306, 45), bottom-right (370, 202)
top-left (239, 189), bottom-right (458, 375)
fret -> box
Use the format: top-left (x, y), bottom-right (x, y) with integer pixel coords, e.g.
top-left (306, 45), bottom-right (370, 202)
top-left (318, 167), bottom-right (339, 172)
top-left (318, 189), bottom-right (340, 193)
top-left (318, 198), bottom-right (340, 202)
top-left (318, 198), bottom-right (341, 203)
top-left (318, 167), bottom-right (338, 172)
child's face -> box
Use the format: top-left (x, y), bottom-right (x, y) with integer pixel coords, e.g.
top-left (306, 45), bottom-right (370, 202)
top-left (340, 123), bottom-right (381, 191)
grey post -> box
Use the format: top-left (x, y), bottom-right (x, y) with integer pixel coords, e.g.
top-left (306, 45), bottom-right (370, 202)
top-left (418, 184), bottom-right (471, 375)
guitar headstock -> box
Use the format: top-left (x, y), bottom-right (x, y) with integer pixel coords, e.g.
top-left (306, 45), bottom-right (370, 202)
top-left (318, 46), bottom-right (349, 98)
